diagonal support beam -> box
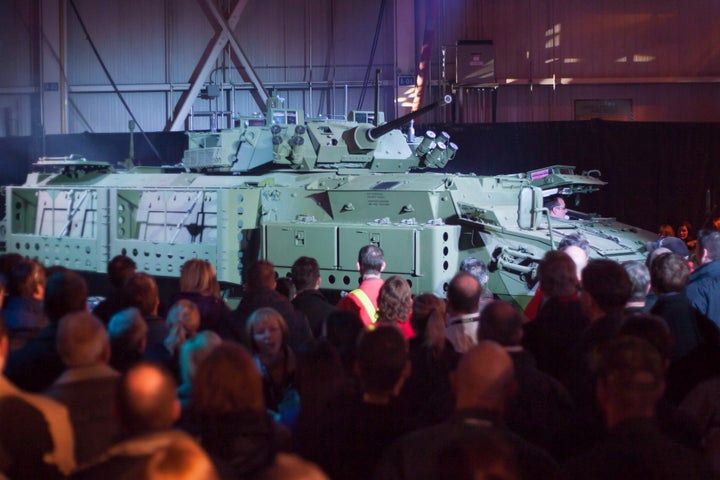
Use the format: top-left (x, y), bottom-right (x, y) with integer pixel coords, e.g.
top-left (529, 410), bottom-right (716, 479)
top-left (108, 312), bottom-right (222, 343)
top-left (166, 0), bottom-right (268, 132)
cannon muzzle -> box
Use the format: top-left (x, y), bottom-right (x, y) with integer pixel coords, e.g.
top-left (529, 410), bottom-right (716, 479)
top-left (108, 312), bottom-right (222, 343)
top-left (367, 95), bottom-right (452, 141)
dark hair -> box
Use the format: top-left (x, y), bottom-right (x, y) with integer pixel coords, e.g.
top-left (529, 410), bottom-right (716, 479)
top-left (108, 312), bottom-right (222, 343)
top-left (107, 255), bottom-right (136, 289)
top-left (191, 342), bottom-right (264, 415)
top-left (544, 196), bottom-right (564, 210)
top-left (275, 277), bottom-right (296, 300)
top-left (44, 270), bottom-right (89, 323)
top-left (619, 313), bottom-right (674, 361)
top-left (291, 256), bottom-right (320, 291)
top-left (411, 293), bottom-right (445, 340)
top-left (358, 245), bottom-right (384, 275)
top-left (678, 221), bottom-right (695, 240)
top-left (356, 325), bottom-right (407, 393)
top-left (124, 273), bottom-right (159, 316)
top-left (323, 310), bottom-right (364, 373)
top-left (658, 224), bottom-right (675, 237)
top-left (581, 259), bottom-right (632, 313)
top-left (650, 253), bottom-right (689, 294)
top-left (697, 229), bottom-right (720, 261)
top-left (538, 250), bottom-right (578, 298)
top-left (8, 258), bottom-right (46, 298)
top-left (622, 260), bottom-right (651, 302)
top-left (447, 272), bottom-right (482, 313)
top-left (377, 275), bottom-right (412, 325)
top-left (558, 232), bottom-right (590, 254)
top-left (459, 257), bottom-right (489, 286)
top-left (0, 253), bottom-right (24, 287)
top-left (592, 336), bottom-right (664, 411)
top-left (437, 429), bottom-right (520, 480)
top-left (244, 260), bottom-right (276, 290)
top-left (478, 301), bottom-right (525, 346)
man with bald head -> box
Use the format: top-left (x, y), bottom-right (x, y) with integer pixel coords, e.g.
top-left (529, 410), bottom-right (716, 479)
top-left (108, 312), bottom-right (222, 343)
top-left (72, 361), bottom-right (191, 479)
top-left (376, 341), bottom-right (558, 480)
top-left (445, 272), bottom-right (483, 353)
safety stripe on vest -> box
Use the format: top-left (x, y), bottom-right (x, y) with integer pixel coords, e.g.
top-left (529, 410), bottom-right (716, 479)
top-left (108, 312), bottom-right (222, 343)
top-left (350, 288), bottom-right (378, 323)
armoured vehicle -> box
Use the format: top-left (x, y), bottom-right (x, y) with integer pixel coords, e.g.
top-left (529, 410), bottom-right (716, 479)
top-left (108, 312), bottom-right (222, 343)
top-left (2, 95), bottom-right (654, 307)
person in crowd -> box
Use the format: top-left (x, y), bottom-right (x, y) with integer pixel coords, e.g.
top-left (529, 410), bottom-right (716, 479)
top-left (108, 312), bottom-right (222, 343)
top-left (687, 229), bottom-right (720, 328)
top-left (176, 330), bottom-right (222, 409)
top-left (444, 271), bottom-right (482, 353)
top-left (6, 269), bottom-right (89, 392)
top-left (479, 300), bottom-right (574, 450)
top-left (680, 374), bottom-right (720, 473)
top-left (400, 293), bottom-right (460, 429)
top-left (436, 431), bottom-right (521, 480)
top-left (648, 235), bottom-right (689, 260)
top-left (316, 325), bottom-right (412, 480)
top-left (246, 307), bottom-right (300, 425)
top-left (678, 221), bottom-right (697, 250)
top-left (622, 260), bottom-right (652, 314)
top-left (179, 342), bottom-right (292, 478)
top-left (561, 336), bottom-right (715, 479)
top-left (141, 434), bottom-right (219, 480)
top-left (524, 232), bottom-right (589, 320)
top-left (108, 307), bottom-right (148, 374)
top-left (322, 309), bottom-right (364, 376)
top-left (293, 338), bottom-right (353, 461)
top-left (291, 256), bottom-right (336, 338)
top-left (0, 253), bottom-right (24, 286)
top-left (650, 252), bottom-right (707, 361)
top-left (3, 258), bottom-right (47, 350)
top-left (145, 299), bottom-right (201, 381)
top-left (256, 454), bottom-right (329, 480)
top-left (232, 260), bottom-right (312, 351)
top-left (545, 196), bottom-right (568, 219)
top-left (568, 259), bottom-right (633, 403)
top-left (336, 245), bottom-right (386, 328)
top-left (276, 277), bottom-right (297, 301)
top-left (376, 275), bottom-right (414, 338)
top-left (523, 250), bottom-right (588, 384)
top-left (558, 232), bottom-right (591, 269)
top-left (71, 362), bottom-right (193, 479)
top-left (124, 273), bottom-right (168, 347)
top-left (460, 256), bottom-right (497, 313)
top-left (658, 223), bottom-right (676, 238)
top-left (92, 255), bottom-right (136, 324)
top-left (0, 312), bottom-right (75, 478)
top-left (168, 258), bottom-right (232, 337)
top-left (553, 313), bottom-right (703, 462)
top-left (376, 341), bottom-right (558, 480)
top-left (45, 311), bottom-right (122, 464)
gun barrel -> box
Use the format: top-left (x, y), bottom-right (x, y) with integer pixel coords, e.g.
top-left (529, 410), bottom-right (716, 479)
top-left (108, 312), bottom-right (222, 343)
top-left (367, 95), bottom-right (452, 141)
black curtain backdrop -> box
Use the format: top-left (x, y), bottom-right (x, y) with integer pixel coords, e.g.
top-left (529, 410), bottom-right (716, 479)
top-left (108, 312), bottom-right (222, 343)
top-left (1, 121), bottom-right (719, 234)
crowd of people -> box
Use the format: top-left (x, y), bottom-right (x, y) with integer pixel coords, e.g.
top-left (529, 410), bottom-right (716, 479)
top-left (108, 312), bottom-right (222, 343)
top-left (2, 225), bottom-right (720, 479)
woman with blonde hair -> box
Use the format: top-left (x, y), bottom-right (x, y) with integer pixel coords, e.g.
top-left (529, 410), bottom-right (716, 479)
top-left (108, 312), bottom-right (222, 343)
top-left (170, 259), bottom-right (231, 337)
top-left (246, 307), bottom-right (299, 426)
top-left (144, 299), bottom-right (202, 380)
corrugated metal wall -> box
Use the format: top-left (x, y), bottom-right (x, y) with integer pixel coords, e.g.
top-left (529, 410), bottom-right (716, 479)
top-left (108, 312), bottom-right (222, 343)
top-left (0, 0), bottom-right (718, 136)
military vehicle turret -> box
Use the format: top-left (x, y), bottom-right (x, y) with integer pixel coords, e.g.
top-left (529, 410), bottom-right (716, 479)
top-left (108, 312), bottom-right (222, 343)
top-left (2, 96), bottom-right (654, 307)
